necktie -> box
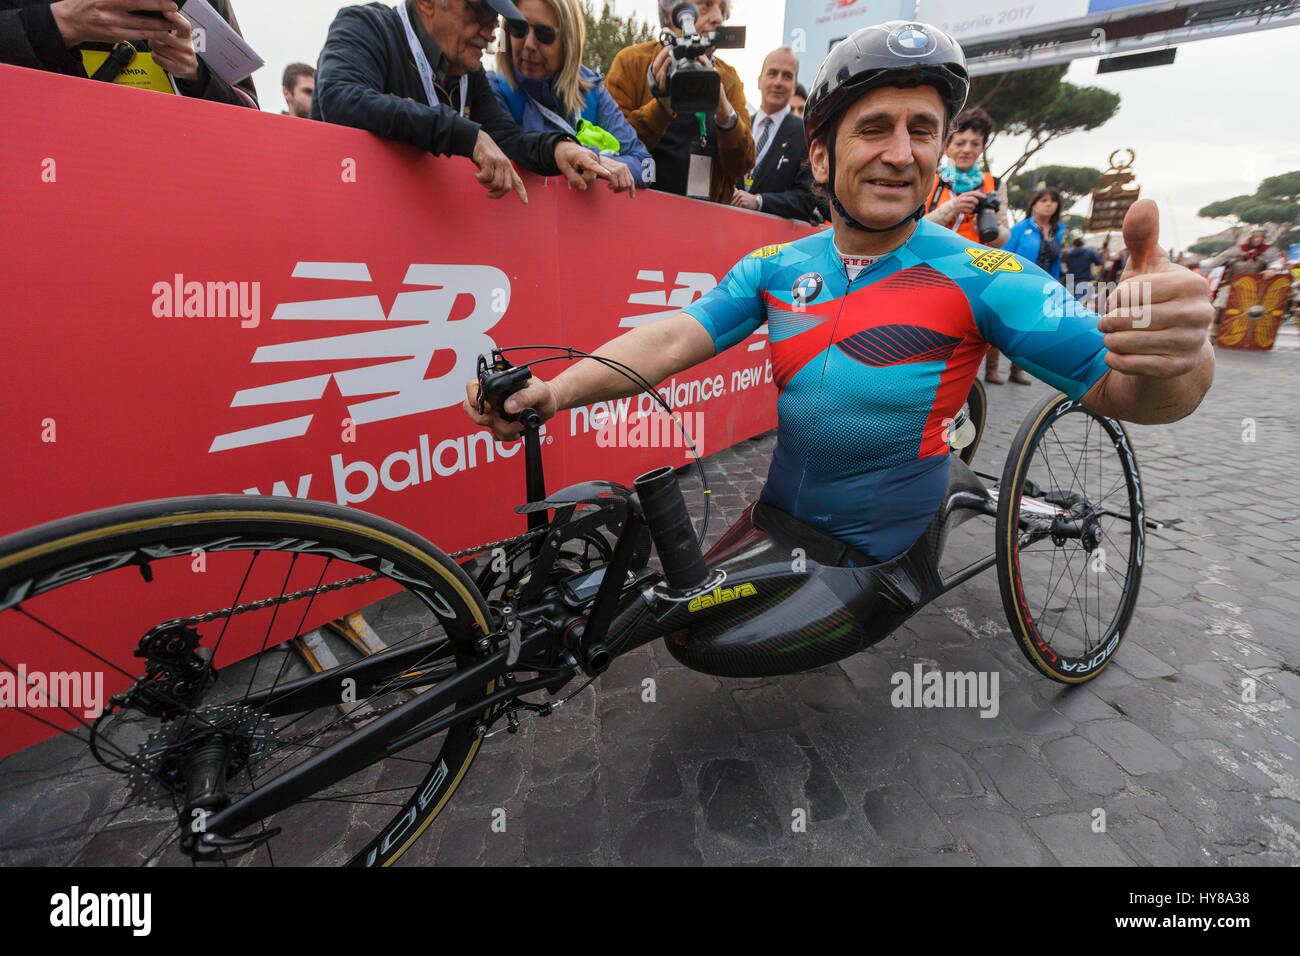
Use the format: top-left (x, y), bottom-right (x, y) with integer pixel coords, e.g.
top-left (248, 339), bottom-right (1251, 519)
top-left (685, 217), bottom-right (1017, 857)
top-left (747, 117), bottom-right (772, 188)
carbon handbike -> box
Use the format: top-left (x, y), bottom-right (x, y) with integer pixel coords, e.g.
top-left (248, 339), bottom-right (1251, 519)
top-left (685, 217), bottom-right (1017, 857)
top-left (0, 346), bottom-right (1148, 866)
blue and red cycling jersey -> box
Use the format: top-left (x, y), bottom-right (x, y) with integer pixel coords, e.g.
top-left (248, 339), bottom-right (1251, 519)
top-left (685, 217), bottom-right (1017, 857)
top-left (683, 220), bottom-right (1111, 562)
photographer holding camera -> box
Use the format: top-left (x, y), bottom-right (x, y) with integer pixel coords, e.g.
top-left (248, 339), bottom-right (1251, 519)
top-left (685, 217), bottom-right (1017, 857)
top-left (924, 107), bottom-right (1008, 246)
top-left (925, 106), bottom-right (1019, 382)
top-left (605, 0), bottom-right (753, 204)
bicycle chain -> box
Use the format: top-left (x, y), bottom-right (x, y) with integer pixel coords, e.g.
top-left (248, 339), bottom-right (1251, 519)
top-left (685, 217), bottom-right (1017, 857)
top-left (147, 527), bottom-right (550, 632)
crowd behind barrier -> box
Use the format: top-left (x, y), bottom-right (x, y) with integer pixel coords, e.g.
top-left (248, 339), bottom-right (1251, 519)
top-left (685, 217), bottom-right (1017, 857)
top-left (0, 0), bottom-right (823, 221)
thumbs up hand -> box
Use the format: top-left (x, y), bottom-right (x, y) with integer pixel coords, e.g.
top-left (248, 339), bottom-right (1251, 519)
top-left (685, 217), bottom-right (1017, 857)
top-left (1097, 199), bottom-right (1213, 379)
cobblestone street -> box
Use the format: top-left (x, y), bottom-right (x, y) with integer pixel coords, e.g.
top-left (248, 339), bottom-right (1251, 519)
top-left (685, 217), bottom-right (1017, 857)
top-left (394, 344), bottom-right (1300, 866)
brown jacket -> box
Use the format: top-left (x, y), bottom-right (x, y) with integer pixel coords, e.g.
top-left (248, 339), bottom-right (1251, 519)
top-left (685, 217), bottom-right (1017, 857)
top-left (605, 39), bottom-right (755, 205)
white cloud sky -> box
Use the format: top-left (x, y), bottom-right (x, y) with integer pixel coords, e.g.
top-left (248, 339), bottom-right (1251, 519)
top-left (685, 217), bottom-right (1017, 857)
top-left (238, 0), bottom-right (1297, 251)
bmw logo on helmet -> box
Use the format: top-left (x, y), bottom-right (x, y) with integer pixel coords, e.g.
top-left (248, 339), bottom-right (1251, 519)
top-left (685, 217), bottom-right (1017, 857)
top-left (887, 22), bottom-right (935, 58)
top-left (792, 272), bottom-right (824, 304)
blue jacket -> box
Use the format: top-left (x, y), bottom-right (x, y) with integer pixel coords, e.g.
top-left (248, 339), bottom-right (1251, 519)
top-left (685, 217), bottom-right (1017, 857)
top-left (488, 67), bottom-right (652, 186)
top-left (1004, 218), bottom-right (1067, 280)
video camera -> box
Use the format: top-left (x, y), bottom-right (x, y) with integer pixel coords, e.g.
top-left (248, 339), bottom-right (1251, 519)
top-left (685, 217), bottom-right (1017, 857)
top-left (655, 2), bottom-right (746, 114)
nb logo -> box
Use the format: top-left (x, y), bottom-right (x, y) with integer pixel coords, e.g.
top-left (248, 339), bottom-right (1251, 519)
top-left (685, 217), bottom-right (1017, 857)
top-left (619, 268), bottom-right (717, 328)
top-left (211, 262), bottom-right (508, 453)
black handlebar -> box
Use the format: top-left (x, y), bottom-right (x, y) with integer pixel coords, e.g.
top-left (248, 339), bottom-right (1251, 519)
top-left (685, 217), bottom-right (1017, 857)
top-left (634, 466), bottom-right (710, 592)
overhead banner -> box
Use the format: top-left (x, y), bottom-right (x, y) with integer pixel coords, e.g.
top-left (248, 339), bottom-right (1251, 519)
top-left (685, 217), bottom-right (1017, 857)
top-left (922, 0), bottom-right (1090, 43)
top-left (784, 0), bottom-right (913, 87)
top-left (783, 0), bottom-right (1178, 60)
top-left (0, 63), bottom-right (808, 553)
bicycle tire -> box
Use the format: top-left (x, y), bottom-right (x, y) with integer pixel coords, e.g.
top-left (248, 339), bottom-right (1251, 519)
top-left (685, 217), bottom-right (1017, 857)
top-left (995, 393), bottom-right (1144, 683)
top-left (0, 495), bottom-right (494, 866)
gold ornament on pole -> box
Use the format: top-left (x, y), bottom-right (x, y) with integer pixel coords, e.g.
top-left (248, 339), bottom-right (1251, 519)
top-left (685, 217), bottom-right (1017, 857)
top-left (1087, 149), bottom-right (1140, 232)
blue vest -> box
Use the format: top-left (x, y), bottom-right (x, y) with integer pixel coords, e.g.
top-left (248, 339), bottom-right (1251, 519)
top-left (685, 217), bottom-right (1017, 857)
top-left (497, 79), bottom-right (601, 130)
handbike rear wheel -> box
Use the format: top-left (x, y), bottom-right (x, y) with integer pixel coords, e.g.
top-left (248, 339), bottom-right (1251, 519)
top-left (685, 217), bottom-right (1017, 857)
top-left (0, 495), bottom-right (494, 866)
top-left (995, 393), bottom-right (1144, 683)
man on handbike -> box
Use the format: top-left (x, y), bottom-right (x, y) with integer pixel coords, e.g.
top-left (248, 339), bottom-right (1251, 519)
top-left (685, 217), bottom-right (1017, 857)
top-left (464, 21), bottom-right (1214, 564)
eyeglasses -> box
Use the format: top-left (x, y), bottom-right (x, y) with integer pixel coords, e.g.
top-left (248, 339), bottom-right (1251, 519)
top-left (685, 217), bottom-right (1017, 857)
top-left (462, 0), bottom-right (500, 28)
top-left (505, 19), bottom-right (559, 46)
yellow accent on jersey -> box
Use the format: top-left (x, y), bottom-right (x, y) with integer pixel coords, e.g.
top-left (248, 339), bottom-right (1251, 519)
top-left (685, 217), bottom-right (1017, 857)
top-left (965, 248), bottom-right (1023, 274)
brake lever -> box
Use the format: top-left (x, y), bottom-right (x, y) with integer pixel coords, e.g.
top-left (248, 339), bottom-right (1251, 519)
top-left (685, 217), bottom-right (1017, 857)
top-left (476, 351), bottom-right (532, 424)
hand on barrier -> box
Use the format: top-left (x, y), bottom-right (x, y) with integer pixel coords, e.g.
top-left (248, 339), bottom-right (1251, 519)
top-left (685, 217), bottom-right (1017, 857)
top-left (463, 374), bottom-right (559, 442)
top-left (149, 10), bottom-right (199, 82)
top-left (1099, 199), bottom-right (1213, 379)
top-left (599, 156), bottom-right (636, 196)
top-left (472, 130), bottom-right (527, 203)
top-left (554, 141), bottom-right (612, 192)
top-left (729, 188), bottom-right (759, 210)
top-left (50, 0), bottom-right (178, 46)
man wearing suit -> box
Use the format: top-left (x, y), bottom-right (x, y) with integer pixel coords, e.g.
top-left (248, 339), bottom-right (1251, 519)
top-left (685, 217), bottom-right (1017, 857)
top-left (729, 46), bottom-right (815, 221)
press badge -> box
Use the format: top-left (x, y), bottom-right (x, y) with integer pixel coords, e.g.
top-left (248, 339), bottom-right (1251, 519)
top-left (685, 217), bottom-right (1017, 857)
top-left (79, 48), bottom-right (178, 94)
top-left (687, 154), bottom-right (712, 199)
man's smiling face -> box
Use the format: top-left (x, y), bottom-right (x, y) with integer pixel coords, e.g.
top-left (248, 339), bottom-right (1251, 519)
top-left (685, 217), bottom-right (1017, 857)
top-left (810, 84), bottom-right (945, 229)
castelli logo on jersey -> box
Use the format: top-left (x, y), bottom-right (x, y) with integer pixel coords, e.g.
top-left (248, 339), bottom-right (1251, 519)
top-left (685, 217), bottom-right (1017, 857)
top-left (688, 582), bottom-right (758, 612)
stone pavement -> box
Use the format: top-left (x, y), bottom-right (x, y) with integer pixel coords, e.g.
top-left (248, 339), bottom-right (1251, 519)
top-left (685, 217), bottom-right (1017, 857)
top-left (397, 347), bottom-right (1300, 866)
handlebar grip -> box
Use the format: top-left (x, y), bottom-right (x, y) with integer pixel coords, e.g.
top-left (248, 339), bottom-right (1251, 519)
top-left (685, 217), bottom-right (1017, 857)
top-left (634, 466), bottom-right (709, 592)
top-left (477, 364), bottom-right (532, 423)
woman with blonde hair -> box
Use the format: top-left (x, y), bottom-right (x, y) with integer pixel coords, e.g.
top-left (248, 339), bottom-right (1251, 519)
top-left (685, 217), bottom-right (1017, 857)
top-left (489, 0), bottom-right (651, 193)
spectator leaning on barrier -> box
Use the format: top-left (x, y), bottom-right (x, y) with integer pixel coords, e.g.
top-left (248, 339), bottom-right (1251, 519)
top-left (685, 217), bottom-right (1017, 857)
top-left (790, 82), bottom-right (806, 119)
top-left (604, 0), bottom-right (753, 204)
top-left (729, 46), bottom-right (814, 221)
top-left (487, 0), bottom-right (648, 193)
top-left (282, 61), bottom-right (314, 117)
top-left (0, 0), bottom-right (258, 106)
top-left (313, 0), bottom-right (611, 203)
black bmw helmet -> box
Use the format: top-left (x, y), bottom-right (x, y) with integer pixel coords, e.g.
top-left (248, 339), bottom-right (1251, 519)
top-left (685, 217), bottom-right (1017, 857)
top-left (805, 21), bottom-right (969, 147)
top-left (804, 21), bottom-right (968, 234)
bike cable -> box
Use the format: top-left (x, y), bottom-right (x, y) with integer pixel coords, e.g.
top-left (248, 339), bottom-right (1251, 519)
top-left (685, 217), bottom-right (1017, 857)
top-left (492, 345), bottom-right (713, 550)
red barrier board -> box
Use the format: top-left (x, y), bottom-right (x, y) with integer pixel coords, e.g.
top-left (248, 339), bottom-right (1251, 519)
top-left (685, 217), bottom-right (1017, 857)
top-left (0, 64), bottom-right (814, 547)
top-left (0, 64), bottom-right (821, 753)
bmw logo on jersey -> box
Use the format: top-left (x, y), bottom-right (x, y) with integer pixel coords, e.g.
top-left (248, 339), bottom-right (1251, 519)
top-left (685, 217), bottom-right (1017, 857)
top-left (792, 272), bottom-right (824, 305)
top-left (887, 23), bottom-right (935, 57)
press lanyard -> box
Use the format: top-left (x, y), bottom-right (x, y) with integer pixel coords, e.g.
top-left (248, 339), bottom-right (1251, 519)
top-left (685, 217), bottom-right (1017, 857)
top-left (397, 1), bottom-right (467, 116)
top-left (695, 112), bottom-right (707, 146)
top-left (526, 94), bottom-right (578, 136)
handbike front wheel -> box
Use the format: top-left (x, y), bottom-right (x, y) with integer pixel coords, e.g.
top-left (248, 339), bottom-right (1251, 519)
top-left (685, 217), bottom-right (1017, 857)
top-left (995, 393), bottom-right (1144, 683)
top-left (0, 495), bottom-right (494, 866)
